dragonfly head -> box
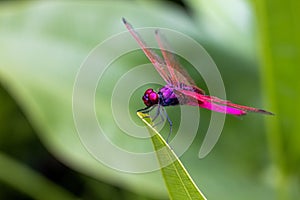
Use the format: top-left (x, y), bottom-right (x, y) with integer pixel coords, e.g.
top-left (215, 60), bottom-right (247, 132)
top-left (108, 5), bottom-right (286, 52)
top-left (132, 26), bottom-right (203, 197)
top-left (142, 88), bottom-right (159, 107)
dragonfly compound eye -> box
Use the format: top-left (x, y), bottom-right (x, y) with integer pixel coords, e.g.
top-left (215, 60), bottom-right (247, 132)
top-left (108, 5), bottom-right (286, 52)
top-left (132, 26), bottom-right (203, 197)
top-left (142, 88), bottom-right (158, 106)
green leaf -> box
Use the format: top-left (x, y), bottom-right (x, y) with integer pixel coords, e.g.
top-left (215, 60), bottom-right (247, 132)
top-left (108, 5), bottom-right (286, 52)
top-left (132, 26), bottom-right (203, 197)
top-left (137, 112), bottom-right (206, 200)
top-left (0, 152), bottom-right (77, 200)
top-left (186, 0), bottom-right (256, 61)
top-left (251, 0), bottom-right (300, 199)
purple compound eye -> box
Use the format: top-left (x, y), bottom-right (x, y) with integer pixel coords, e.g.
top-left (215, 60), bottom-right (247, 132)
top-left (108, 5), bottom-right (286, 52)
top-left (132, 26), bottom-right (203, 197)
top-left (142, 88), bottom-right (158, 106)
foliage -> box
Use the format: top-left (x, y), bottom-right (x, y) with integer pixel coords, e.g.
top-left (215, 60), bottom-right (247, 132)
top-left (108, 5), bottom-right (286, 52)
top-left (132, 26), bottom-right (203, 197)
top-left (137, 112), bottom-right (206, 200)
top-left (0, 0), bottom-right (298, 199)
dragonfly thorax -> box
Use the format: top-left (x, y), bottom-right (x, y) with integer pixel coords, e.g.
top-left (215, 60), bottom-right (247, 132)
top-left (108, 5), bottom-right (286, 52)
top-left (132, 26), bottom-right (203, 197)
top-left (142, 87), bottom-right (179, 107)
top-left (158, 86), bottom-right (179, 106)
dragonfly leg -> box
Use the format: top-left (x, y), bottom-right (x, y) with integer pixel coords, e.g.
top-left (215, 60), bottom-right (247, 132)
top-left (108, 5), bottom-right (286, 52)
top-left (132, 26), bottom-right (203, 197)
top-left (138, 105), bottom-right (172, 142)
top-left (137, 105), bottom-right (156, 114)
top-left (153, 106), bottom-right (165, 127)
top-left (152, 107), bottom-right (172, 143)
top-left (163, 108), bottom-right (173, 142)
top-left (152, 104), bottom-right (161, 122)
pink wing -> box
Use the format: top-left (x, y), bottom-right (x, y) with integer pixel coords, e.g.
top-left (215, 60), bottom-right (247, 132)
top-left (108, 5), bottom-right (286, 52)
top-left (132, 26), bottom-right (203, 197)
top-left (123, 18), bottom-right (171, 84)
top-left (123, 18), bottom-right (203, 92)
top-left (153, 28), bottom-right (206, 106)
top-left (154, 29), bottom-right (200, 89)
top-left (123, 18), bottom-right (204, 104)
top-left (179, 89), bottom-right (274, 116)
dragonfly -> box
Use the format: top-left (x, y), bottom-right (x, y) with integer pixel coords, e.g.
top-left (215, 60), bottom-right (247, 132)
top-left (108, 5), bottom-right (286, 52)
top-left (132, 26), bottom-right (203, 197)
top-left (122, 18), bottom-right (273, 139)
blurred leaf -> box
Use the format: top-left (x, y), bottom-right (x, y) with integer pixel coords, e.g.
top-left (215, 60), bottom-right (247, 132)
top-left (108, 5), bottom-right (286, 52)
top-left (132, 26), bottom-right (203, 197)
top-left (0, 152), bottom-right (76, 200)
top-left (251, 0), bottom-right (300, 199)
top-left (186, 0), bottom-right (256, 61)
top-left (137, 112), bottom-right (206, 200)
top-left (0, 1), bottom-right (195, 198)
top-left (0, 1), bottom-right (278, 199)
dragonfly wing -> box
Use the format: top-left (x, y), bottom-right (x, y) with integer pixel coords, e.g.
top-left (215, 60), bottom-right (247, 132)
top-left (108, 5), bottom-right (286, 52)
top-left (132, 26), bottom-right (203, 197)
top-left (177, 89), bottom-right (274, 116)
top-left (198, 95), bottom-right (274, 115)
top-left (123, 18), bottom-right (171, 84)
top-left (154, 29), bottom-right (198, 88)
top-left (123, 18), bottom-right (205, 100)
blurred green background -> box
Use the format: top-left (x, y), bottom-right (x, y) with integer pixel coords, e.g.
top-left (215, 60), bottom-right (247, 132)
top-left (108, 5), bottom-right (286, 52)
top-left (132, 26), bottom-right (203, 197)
top-left (0, 0), bottom-right (299, 199)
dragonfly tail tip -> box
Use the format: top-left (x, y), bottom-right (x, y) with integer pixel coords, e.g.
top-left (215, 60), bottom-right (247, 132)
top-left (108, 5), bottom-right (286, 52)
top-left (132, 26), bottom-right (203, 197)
top-left (122, 17), bottom-right (127, 24)
top-left (258, 109), bottom-right (274, 115)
